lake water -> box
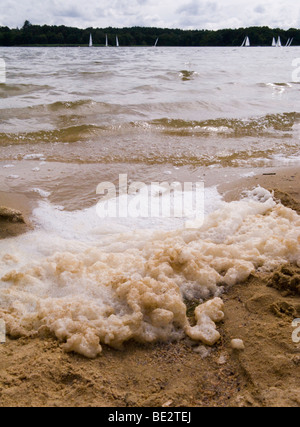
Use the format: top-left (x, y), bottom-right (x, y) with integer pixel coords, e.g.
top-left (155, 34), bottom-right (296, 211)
top-left (0, 47), bottom-right (299, 357)
top-left (0, 46), bottom-right (299, 209)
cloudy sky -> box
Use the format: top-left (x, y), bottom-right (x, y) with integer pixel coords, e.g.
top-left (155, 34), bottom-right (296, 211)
top-left (1, 0), bottom-right (299, 30)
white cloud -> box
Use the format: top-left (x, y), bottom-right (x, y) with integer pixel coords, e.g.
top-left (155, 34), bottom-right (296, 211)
top-left (0, 0), bottom-right (299, 29)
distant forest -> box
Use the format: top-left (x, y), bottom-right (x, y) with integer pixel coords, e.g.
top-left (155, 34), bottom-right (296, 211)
top-left (0, 21), bottom-right (299, 47)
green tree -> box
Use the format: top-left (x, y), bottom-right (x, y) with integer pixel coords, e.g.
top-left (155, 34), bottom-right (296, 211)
top-left (22, 20), bottom-right (32, 30)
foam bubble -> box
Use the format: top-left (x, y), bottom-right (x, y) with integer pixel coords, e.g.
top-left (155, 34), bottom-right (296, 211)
top-left (0, 187), bottom-right (299, 358)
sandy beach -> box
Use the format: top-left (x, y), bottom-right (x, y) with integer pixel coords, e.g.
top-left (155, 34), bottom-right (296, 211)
top-left (0, 167), bottom-right (299, 407)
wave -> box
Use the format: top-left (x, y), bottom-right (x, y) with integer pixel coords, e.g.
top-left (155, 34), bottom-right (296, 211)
top-left (0, 111), bottom-right (298, 146)
top-left (149, 112), bottom-right (300, 137)
top-left (0, 83), bottom-right (52, 99)
top-left (0, 99), bottom-right (145, 134)
top-left (0, 99), bottom-right (132, 118)
top-left (0, 124), bottom-right (104, 146)
top-left (258, 82), bottom-right (294, 88)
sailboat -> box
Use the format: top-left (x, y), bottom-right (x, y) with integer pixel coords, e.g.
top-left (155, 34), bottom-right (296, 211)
top-left (154, 37), bottom-right (159, 47)
top-left (89, 33), bottom-right (93, 47)
top-left (241, 36), bottom-right (250, 47)
top-left (277, 36), bottom-right (282, 47)
top-left (105, 34), bottom-right (108, 47)
top-left (116, 36), bottom-right (119, 47)
top-left (285, 38), bottom-right (290, 47)
top-left (287, 37), bottom-right (293, 47)
top-left (272, 37), bottom-right (276, 47)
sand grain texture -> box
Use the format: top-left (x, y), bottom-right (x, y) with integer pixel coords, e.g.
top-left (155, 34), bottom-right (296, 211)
top-left (1, 269), bottom-right (299, 407)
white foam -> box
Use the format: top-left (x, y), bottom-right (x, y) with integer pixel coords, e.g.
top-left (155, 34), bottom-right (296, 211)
top-left (30, 185), bottom-right (222, 242)
top-left (241, 171), bottom-right (256, 178)
top-left (0, 187), bottom-right (299, 358)
top-left (32, 188), bottom-right (51, 198)
top-left (271, 154), bottom-right (300, 165)
top-left (23, 154), bottom-right (45, 161)
top-left (201, 126), bottom-right (230, 133)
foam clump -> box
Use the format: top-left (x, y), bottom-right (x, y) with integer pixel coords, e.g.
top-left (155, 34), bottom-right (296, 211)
top-left (186, 297), bottom-right (224, 345)
top-left (0, 188), bottom-right (299, 357)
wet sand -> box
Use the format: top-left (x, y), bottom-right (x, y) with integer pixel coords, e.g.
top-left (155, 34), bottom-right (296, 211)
top-left (0, 167), bottom-right (299, 407)
top-left (0, 192), bottom-right (34, 239)
top-left (220, 166), bottom-right (300, 209)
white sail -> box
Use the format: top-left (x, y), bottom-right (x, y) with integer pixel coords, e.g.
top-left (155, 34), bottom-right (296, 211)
top-left (106, 34), bottom-right (108, 47)
top-left (154, 37), bottom-right (159, 47)
top-left (277, 36), bottom-right (282, 47)
top-left (241, 36), bottom-right (250, 47)
top-left (272, 37), bottom-right (276, 47)
top-left (288, 38), bottom-right (293, 47)
top-left (285, 38), bottom-right (290, 47)
top-left (89, 33), bottom-right (93, 47)
top-left (116, 36), bottom-right (119, 47)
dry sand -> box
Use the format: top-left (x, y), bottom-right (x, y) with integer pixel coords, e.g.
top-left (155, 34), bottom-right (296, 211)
top-left (0, 167), bottom-right (299, 407)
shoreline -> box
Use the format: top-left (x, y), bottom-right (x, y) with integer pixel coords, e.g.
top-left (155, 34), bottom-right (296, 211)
top-left (219, 166), bottom-right (300, 210)
top-left (0, 166), bottom-right (299, 407)
top-left (1, 166), bottom-right (299, 238)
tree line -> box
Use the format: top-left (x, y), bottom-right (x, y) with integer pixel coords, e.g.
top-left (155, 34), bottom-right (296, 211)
top-left (0, 21), bottom-right (299, 47)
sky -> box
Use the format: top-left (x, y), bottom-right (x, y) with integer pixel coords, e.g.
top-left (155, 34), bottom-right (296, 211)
top-left (0, 0), bottom-right (299, 30)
